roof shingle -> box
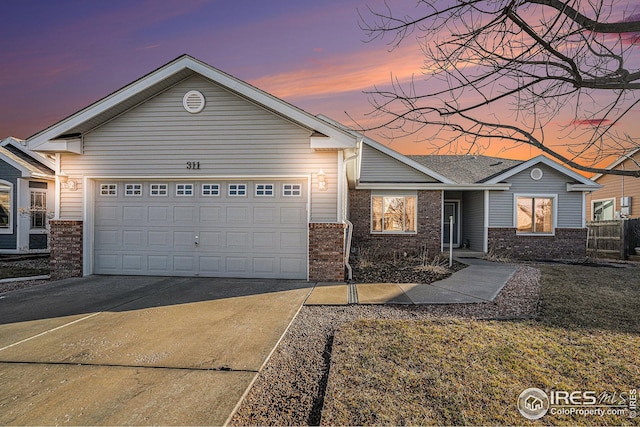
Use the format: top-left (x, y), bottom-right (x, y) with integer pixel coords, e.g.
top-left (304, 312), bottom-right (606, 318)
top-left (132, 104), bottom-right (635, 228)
top-left (408, 155), bottom-right (523, 184)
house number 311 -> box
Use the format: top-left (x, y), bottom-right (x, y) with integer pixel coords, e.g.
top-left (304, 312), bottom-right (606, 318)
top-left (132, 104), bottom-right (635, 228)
top-left (186, 161), bottom-right (200, 169)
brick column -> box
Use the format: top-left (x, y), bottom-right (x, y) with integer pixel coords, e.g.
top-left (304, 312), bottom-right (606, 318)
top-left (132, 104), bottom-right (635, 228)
top-left (308, 223), bottom-right (346, 282)
top-left (49, 220), bottom-right (83, 280)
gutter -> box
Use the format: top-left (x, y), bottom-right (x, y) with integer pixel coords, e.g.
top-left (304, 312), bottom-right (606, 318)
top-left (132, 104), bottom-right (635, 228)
top-left (356, 182), bottom-right (512, 191)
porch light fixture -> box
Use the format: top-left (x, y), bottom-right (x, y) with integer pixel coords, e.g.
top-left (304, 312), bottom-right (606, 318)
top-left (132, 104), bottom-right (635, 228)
top-left (58, 170), bottom-right (77, 191)
top-left (317, 169), bottom-right (327, 191)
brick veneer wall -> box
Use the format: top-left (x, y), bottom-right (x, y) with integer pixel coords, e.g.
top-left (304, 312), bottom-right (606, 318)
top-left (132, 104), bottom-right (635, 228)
top-left (349, 189), bottom-right (442, 258)
top-left (50, 220), bottom-right (83, 280)
top-left (488, 227), bottom-right (587, 260)
top-left (308, 223), bottom-right (346, 282)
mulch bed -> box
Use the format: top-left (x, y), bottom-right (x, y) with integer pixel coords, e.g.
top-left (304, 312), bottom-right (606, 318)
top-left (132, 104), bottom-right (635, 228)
top-left (350, 257), bottom-right (466, 283)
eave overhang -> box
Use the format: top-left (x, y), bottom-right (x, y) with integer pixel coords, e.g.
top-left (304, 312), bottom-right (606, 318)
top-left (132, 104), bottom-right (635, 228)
top-left (35, 136), bottom-right (82, 154)
top-left (567, 183), bottom-right (602, 192)
top-left (356, 182), bottom-right (512, 191)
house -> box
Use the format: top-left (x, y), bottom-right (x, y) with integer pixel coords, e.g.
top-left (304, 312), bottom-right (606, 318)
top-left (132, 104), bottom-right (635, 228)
top-left (26, 55), bottom-right (600, 281)
top-left (0, 137), bottom-right (55, 253)
top-left (347, 135), bottom-right (601, 261)
top-left (586, 148), bottom-right (640, 220)
top-left (28, 55), bottom-right (357, 281)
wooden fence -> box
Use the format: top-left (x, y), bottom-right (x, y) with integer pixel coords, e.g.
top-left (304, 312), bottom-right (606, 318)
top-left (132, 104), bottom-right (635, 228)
top-left (587, 218), bottom-right (640, 259)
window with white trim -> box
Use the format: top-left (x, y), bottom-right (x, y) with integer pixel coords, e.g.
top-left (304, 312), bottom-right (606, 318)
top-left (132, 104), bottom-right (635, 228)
top-left (100, 184), bottom-right (117, 196)
top-left (176, 183), bottom-right (194, 196)
top-left (592, 198), bottom-right (615, 221)
top-left (150, 183), bottom-right (168, 196)
top-left (516, 195), bottom-right (555, 234)
top-left (283, 183), bottom-right (302, 197)
top-left (0, 183), bottom-right (11, 231)
top-left (371, 195), bottom-right (417, 233)
top-left (228, 184), bottom-right (247, 196)
top-left (125, 183), bottom-right (142, 196)
top-left (30, 191), bottom-right (47, 229)
top-left (202, 184), bottom-right (220, 196)
top-left (255, 183), bottom-right (274, 196)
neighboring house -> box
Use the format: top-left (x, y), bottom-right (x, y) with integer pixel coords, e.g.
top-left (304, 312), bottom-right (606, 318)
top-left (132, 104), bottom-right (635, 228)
top-left (0, 137), bottom-right (55, 253)
top-left (26, 55), bottom-right (600, 281)
top-left (586, 148), bottom-right (640, 221)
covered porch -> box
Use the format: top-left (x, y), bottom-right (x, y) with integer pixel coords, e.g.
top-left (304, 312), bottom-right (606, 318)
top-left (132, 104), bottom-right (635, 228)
top-left (442, 190), bottom-right (487, 253)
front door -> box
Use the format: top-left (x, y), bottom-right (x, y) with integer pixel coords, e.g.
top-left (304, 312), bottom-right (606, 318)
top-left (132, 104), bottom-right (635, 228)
top-left (443, 201), bottom-right (460, 247)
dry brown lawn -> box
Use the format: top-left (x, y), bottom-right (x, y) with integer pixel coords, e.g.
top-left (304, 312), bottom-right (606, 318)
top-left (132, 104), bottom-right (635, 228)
top-left (321, 262), bottom-right (640, 426)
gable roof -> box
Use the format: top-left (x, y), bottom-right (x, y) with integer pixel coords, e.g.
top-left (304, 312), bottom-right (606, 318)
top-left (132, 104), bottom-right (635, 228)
top-left (591, 148), bottom-right (640, 181)
top-left (482, 155), bottom-right (601, 190)
top-left (0, 137), bottom-right (55, 178)
top-left (355, 136), bottom-right (599, 190)
top-left (28, 55), bottom-right (356, 152)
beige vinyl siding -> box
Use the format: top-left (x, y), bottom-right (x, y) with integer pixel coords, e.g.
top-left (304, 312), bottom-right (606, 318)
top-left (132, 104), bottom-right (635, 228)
top-left (58, 75), bottom-right (339, 222)
top-left (360, 144), bottom-right (437, 183)
top-left (489, 164), bottom-right (584, 228)
top-left (586, 154), bottom-right (640, 220)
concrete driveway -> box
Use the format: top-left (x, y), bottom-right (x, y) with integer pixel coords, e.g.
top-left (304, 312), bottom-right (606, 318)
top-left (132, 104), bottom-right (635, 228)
top-left (0, 276), bottom-right (311, 425)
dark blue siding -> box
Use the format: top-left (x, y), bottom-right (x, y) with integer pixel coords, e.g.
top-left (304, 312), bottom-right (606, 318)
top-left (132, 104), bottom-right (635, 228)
top-left (0, 161), bottom-right (21, 250)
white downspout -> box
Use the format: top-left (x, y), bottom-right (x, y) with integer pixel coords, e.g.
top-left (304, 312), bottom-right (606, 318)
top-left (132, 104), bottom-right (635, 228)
top-left (344, 219), bottom-right (353, 281)
top-left (342, 140), bottom-right (360, 281)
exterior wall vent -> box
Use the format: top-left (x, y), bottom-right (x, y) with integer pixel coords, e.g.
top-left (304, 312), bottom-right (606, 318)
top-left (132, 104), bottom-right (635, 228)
top-left (183, 90), bottom-right (205, 113)
top-left (530, 167), bottom-right (543, 180)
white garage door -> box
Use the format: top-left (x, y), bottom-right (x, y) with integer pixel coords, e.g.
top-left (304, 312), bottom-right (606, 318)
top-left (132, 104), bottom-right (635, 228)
top-left (93, 180), bottom-right (308, 279)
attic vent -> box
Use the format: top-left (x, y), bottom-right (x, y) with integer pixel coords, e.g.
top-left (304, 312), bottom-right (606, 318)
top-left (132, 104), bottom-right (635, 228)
top-left (183, 90), bottom-right (205, 113)
top-left (530, 167), bottom-right (544, 180)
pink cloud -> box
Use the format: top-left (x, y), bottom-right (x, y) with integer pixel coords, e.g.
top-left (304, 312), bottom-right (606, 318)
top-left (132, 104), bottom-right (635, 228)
top-left (139, 44), bottom-right (162, 51)
top-left (571, 118), bottom-right (613, 127)
top-left (249, 44), bottom-right (424, 100)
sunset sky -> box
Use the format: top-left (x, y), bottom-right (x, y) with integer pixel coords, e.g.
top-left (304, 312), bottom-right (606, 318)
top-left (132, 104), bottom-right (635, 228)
top-left (1, 0), bottom-right (638, 163)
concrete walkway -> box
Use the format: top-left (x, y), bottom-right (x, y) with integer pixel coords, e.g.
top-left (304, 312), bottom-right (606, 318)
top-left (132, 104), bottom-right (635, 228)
top-left (305, 258), bottom-right (517, 305)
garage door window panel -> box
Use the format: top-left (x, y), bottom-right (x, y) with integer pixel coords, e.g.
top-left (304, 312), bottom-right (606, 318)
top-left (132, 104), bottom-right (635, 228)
top-left (256, 184), bottom-right (274, 197)
top-left (100, 184), bottom-right (117, 196)
top-left (283, 184), bottom-right (302, 197)
top-left (176, 183), bottom-right (194, 196)
top-left (150, 184), bottom-right (168, 196)
top-left (229, 184), bottom-right (247, 197)
top-left (202, 184), bottom-right (220, 196)
top-left (125, 184), bottom-right (142, 197)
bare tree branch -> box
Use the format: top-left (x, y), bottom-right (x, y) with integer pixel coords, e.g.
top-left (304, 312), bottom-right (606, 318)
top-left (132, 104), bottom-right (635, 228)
top-left (528, 0), bottom-right (640, 32)
top-left (360, 0), bottom-right (640, 176)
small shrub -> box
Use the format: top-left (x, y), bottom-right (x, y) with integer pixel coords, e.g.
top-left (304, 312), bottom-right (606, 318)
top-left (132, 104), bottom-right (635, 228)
top-left (414, 250), bottom-right (450, 275)
top-left (354, 245), bottom-right (380, 268)
top-left (484, 244), bottom-right (512, 263)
